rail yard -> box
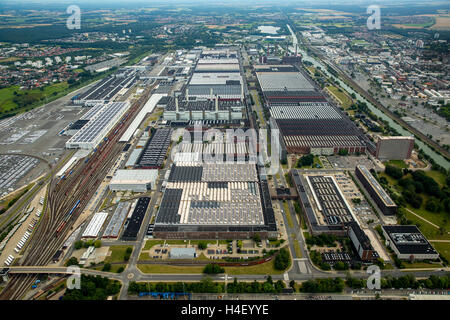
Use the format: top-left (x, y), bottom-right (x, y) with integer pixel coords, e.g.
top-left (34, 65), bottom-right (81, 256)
top-left (0, 86), bottom-right (152, 299)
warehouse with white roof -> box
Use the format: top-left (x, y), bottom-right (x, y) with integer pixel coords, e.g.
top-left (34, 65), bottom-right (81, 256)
top-left (66, 101), bottom-right (130, 150)
top-left (81, 212), bottom-right (108, 238)
top-left (109, 169), bottom-right (158, 192)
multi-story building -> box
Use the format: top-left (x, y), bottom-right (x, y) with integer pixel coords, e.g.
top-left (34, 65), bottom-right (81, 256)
top-left (355, 165), bottom-right (398, 216)
top-left (375, 136), bottom-right (414, 160)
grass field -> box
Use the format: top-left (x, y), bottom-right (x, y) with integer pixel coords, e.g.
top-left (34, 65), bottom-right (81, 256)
top-left (137, 264), bottom-right (205, 274)
top-left (431, 242), bottom-right (450, 263)
top-left (105, 246), bottom-right (132, 263)
top-left (142, 240), bottom-right (165, 250)
top-left (137, 259), bottom-right (285, 275)
top-left (0, 85), bottom-right (21, 113)
top-left (403, 210), bottom-right (450, 241)
top-left (381, 170), bottom-right (450, 243)
top-left (190, 240), bottom-right (218, 246)
top-left (291, 234), bottom-right (302, 258)
top-left (0, 82), bottom-right (70, 114)
top-left (326, 85), bottom-right (353, 109)
top-left (94, 264), bottom-right (126, 273)
top-left (385, 160), bottom-right (408, 169)
top-left (402, 261), bottom-right (442, 269)
top-left (224, 260), bottom-right (285, 275)
top-left (138, 252), bottom-right (150, 261)
top-left (282, 201), bottom-right (294, 228)
top-left (166, 240), bottom-right (189, 245)
top-left (313, 156), bottom-right (323, 168)
top-left (425, 170), bottom-right (447, 188)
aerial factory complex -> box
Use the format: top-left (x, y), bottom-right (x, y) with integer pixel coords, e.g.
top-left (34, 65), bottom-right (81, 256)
top-left (0, 1), bottom-right (449, 303)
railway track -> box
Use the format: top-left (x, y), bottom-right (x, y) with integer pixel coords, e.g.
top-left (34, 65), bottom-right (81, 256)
top-left (0, 87), bottom-right (154, 300)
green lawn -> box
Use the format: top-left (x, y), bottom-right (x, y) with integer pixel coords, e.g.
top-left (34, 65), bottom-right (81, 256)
top-left (224, 260), bottom-right (286, 275)
top-left (0, 85), bottom-right (19, 113)
top-left (138, 252), bottom-right (150, 261)
top-left (166, 240), bottom-right (189, 245)
top-left (0, 82), bottom-right (70, 114)
top-left (406, 203), bottom-right (450, 232)
top-left (313, 156), bottom-right (323, 168)
top-left (403, 210), bottom-right (450, 241)
top-left (291, 234), bottom-right (302, 258)
top-left (137, 264), bottom-right (204, 274)
top-left (402, 261), bottom-right (441, 269)
top-left (431, 242), bottom-right (450, 263)
top-left (378, 172), bottom-right (398, 187)
top-left (425, 170), bottom-right (447, 188)
top-left (93, 264), bottom-right (126, 273)
top-left (282, 201), bottom-right (294, 228)
top-left (385, 160), bottom-right (408, 169)
top-left (327, 85), bottom-right (353, 109)
top-left (105, 246), bottom-right (132, 263)
top-left (190, 240), bottom-right (217, 246)
top-left (142, 240), bottom-right (165, 250)
top-left (137, 259), bottom-right (287, 275)
top-left (380, 171), bottom-right (450, 241)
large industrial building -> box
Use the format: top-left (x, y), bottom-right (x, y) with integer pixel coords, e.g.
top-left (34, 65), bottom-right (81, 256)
top-left (163, 96), bottom-right (245, 121)
top-left (257, 65), bottom-right (366, 157)
top-left (255, 65), bottom-right (327, 105)
top-left (290, 170), bottom-right (356, 236)
top-left (66, 101), bottom-right (130, 150)
top-left (72, 68), bottom-right (138, 106)
top-left (81, 212), bottom-right (108, 239)
top-left (161, 48), bottom-right (245, 123)
top-left (382, 225), bottom-right (439, 260)
top-left (109, 169), bottom-right (158, 192)
top-left (102, 202), bottom-right (131, 239)
top-left (135, 128), bottom-right (172, 169)
top-left (375, 136), bottom-right (415, 160)
top-left (355, 165), bottom-right (398, 216)
top-left (122, 197), bottom-right (150, 241)
top-left (184, 49), bottom-right (244, 101)
top-left (153, 163), bottom-right (277, 239)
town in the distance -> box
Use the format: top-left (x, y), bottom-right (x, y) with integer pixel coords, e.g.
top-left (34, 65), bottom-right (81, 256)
top-left (0, 0), bottom-right (449, 302)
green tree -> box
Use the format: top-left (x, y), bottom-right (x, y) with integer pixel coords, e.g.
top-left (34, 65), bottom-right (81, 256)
top-left (203, 263), bottom-right (224, 274)
top-left (297, 154), bottom-right (314, 167)
top-left (65, 257), bottom-right (79, 267)
top-left (74, 241), bottom-right (84, 250)
top-left (252, 233), bottom-right (261, 243)
top-left (197, 241), bottom-right (208, 250)
top-left (274, 248), bottom-right (291, 270)
top-left (385, 165), bottom-right (403, 179)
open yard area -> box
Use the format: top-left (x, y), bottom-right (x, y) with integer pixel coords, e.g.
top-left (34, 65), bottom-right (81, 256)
top-left (105, 246), bottom-right (132, 263)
